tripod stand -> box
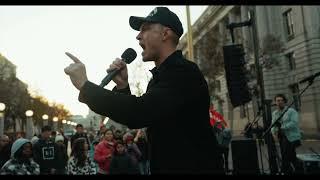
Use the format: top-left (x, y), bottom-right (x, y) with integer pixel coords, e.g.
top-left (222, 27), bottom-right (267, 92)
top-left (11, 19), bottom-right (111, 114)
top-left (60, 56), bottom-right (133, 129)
top-left (244, 114), bottom-right (282, 174)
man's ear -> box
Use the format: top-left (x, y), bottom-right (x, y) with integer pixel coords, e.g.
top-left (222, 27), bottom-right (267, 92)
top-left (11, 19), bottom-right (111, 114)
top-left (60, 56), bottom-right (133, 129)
top-left (162, 28), bottom-right (171, 41)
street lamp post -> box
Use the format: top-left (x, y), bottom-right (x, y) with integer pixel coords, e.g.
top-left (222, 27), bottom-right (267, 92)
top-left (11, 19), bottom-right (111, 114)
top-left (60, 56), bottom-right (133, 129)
top-left (25, 110), bottom-right (34, 139)
top-left (67, 121), bottom-right (71, 131)
top-left (53, 117), bottom-right (58, 131)
top-left (42, 114), bottom-right (49, 126)
top-left (0, 103), bottom-right (6, 136)
top-left (62, 119), bottom-right (67, 132)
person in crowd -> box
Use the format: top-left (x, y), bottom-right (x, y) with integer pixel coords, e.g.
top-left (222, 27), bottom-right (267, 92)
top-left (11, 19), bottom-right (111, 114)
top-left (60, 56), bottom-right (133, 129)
top-left (89, 140), bottom-right (99, 172)
top-left (30, 135), bottom-right (39, 146)
top-left (59, 129), bottom-right (69, 151)
top-left (54, 134), bottom-right (68, 174)
top-left (0, 135), bottom-right (11, 168)
top-left (67, 138), bottom-right (96, 175)
top-left (114, 129), bottom-right (123, 142)
top-left (94, 129), bottom-right (115, 175)
top-left (97, 125), bottom-right (107, 142)
top-left (109, 140), bottom-right (139, 174)
top-left (64, 6), bottom-right (223, 173)
top-left (125, 133), bottom-right (142, 167)
top-left (33, 125), bottom-right (58, 174)
top-left (134, 129), bottom-right (149, 174)
top-left (213, 121), bottom-right (232, 173)
top-left (51, 131), bottom-right (57, 143)
top-left (0, 138), bottom-right (40, 175)
top-left (71, 124), bottom-right (90, 150)
top-left (271, 94), bottom-right (303, 174)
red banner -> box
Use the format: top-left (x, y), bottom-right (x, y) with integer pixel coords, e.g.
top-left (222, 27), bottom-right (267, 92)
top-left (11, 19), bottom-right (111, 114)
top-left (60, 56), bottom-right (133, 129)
top-left (209, 107), bottom-right (227, 128)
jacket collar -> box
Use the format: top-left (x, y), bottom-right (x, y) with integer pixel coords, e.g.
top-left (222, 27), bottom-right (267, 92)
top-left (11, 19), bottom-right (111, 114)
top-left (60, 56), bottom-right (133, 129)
top-left (149, 50), bottom-right (183, 76)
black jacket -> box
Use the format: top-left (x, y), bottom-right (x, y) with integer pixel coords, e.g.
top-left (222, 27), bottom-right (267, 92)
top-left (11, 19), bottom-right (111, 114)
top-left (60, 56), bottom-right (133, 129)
top-left (0, 143), bottom-right (11, 168)
top-left (70, 133), bottom-right (90, 150)
top-left (79, 50), bottom-right (223, 174)
top-left (109, 153), bottom-right (139, 174)
top-left (33, 138), bottom-right (58, 174)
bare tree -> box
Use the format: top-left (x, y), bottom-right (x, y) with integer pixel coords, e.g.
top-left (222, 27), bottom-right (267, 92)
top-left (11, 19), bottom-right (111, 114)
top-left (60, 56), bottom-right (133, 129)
top-left (195, 28), bottom-right (226, 102)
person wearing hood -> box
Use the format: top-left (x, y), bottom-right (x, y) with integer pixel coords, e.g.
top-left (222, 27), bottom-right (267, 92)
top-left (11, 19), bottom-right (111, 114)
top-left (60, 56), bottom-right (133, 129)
top-left (54, 134), bottom-right (68, 174)
top-left (0, 138), bottom-right (40, 175)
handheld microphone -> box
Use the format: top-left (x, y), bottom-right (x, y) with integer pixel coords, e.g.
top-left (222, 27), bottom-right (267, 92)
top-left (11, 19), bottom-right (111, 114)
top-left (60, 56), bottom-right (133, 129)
top-left (299, 71), bottom-right (320, 84)
top-left (99, 48), bottom-right (137, 87)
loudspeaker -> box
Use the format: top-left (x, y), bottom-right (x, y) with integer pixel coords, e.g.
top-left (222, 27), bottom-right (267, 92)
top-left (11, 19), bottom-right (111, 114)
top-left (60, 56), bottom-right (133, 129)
top-left (223, 44), bottom-right (251, 107)
top-left (231, 138), bottom-right (260, 174)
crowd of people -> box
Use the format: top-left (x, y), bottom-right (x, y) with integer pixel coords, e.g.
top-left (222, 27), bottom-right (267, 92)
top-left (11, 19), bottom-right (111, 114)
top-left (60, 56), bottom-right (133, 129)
top-left (0, 123), bottom-right (150, 175)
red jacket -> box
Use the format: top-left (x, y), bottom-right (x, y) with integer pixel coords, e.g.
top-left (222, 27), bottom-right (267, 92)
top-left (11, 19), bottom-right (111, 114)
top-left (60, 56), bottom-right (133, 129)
top-left (94, 140), bottom-right (115, 174)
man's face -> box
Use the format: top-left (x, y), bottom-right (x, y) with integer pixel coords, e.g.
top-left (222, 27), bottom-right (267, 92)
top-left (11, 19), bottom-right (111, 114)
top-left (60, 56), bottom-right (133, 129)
top-left (275, 97), bottom-right (286, 109)
top-left (0, 136), bottom-right (9, 147)
top-left (76, 127), bottom-right (83, 134)
top-left (42, 130), bottom-right (51, 140)
top-left (136, 22), bottom-right (165, 62)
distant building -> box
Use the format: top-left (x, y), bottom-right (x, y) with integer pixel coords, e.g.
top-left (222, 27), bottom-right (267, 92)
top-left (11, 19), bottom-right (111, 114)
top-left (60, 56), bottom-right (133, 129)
top-left (69, 115), bottom-right (89, 129)
top-left (86, 110), bottom-right (104, 131)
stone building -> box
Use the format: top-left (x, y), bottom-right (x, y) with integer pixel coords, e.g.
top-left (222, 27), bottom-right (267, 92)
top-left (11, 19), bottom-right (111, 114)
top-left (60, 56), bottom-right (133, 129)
top-left (178, 6), bottom-right (320, 137)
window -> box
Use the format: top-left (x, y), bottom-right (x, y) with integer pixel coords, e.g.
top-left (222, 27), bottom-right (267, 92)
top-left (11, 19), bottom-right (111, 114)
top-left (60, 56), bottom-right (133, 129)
top-left (283, 9), bottom-right (295, 40)
top-left (286, 52), bottom-right (296, 71)
top-left (289, 84), bottom-right (301, 111)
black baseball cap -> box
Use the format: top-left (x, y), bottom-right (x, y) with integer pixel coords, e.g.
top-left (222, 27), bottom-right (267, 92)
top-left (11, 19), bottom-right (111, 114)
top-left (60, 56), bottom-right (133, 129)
top-left (129, 7), bottom-right (184, 38)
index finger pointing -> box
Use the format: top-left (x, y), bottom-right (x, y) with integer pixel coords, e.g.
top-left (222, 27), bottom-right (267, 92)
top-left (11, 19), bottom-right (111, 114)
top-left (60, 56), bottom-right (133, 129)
top-left (65, 52), bottom-right (82, 63)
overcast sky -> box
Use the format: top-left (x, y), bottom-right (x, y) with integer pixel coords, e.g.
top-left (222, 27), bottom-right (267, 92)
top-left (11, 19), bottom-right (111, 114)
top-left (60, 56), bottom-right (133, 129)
top-left (0, 5), bottom-right (208, 117)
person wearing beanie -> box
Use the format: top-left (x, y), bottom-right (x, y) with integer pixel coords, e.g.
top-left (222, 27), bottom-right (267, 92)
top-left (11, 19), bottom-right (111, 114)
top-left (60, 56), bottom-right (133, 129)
top-left (0, 138), bottom-right (40, 175)
top-left (54, 134), bottom-right (68, 174)
top-left (31, 135), bottom-right (39, 146)
top-left (55, 134), bottom-right (64, 143)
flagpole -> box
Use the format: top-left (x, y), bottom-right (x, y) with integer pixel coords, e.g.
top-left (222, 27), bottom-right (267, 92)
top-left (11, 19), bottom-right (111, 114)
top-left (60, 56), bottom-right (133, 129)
top-left (186, 5), bottom-right (194, 62)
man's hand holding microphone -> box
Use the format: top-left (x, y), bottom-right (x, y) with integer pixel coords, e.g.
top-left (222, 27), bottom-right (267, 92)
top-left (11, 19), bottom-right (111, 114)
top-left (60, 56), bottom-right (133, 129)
top-left (64, 48), bottom-right (136, 90)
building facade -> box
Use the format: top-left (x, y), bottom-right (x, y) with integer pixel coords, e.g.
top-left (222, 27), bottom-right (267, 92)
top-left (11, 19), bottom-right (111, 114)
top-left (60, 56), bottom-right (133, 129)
top-left (178, 6), bottom-right (320, 137)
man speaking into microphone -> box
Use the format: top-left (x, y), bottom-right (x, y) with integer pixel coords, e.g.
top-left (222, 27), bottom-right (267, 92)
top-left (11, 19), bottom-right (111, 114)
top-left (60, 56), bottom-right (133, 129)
top-left (64, 7), bottom-right (223, 174)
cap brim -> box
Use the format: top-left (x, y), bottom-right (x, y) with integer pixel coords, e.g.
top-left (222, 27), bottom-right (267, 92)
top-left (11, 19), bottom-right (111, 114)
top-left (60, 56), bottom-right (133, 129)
top-left (129, 16), bottom-right (147, 31)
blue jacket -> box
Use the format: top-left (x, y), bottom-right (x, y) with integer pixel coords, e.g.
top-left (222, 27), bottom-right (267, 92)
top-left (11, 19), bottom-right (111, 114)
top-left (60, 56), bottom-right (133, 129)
top-left (271, 107), bottom-right (301, 142)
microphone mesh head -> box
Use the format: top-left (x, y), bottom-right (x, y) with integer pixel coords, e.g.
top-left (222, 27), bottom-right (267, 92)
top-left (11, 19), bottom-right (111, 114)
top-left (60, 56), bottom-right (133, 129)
top-left (121, 48), bottom-right (137, 64)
